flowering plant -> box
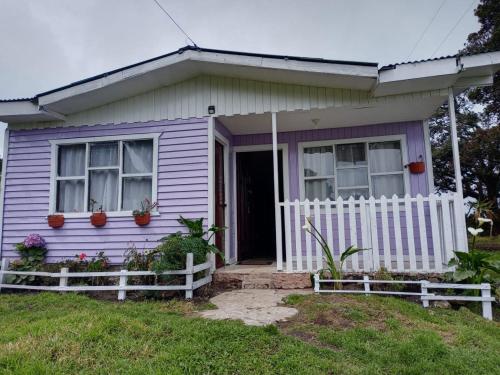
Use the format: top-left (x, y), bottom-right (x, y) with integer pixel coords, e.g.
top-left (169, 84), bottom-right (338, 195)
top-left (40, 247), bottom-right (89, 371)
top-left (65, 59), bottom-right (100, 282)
top-left (15, 233), bottom-right (47, 262)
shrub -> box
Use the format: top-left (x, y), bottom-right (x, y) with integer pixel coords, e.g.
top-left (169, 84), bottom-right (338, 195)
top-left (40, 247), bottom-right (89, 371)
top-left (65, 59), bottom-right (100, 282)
top-left (151, 234), bottom-right (210, 273)
top-left (6, 234), bottom-right (48, 285)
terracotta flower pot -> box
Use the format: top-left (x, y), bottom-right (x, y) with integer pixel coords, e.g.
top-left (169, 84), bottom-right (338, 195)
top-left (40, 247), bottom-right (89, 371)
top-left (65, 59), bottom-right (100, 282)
top-left (134, 213), bottom-right (151, 226)
top-left (90, 212), bottom-right (107, 227)
top-left (48, 214), bottom-right (64, 228)
top-left (408, 161), bottom-right (425, 174)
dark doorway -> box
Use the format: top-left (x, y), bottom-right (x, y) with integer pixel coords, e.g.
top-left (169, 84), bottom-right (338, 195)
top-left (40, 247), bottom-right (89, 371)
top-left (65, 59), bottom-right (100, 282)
top-left (214, 140), bottom-right (226, 268)
top-left (237, 150), bottom-right (284, 262)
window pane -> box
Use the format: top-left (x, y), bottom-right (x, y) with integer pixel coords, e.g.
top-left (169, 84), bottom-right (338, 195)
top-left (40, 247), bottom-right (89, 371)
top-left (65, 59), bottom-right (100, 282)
top-left (123, 140), bottom-right (153, 174)
top-left (304, 146), bottom-right (334, 177)
top-left (336, 143), bottom-right (366, 167)
top-left (305, 178), bottom-right (334, 200)
top-left (90, 142), bottom-right (118, 167)
top-left (58, 144), bottom-right (85, 177)
top-left (57, 179), bottom-right (84, 212)
top-left (89, 170), bottom-right (118, 211)
top-left (337, 167), bottom-right (368, 187)
top-left (338, 188), bottom-right (369, 200)
top-left (122, 177), bottom-right (152, 211)
top-left (369, 141), bottom-right (402, 173)
top-left (371, 174), bottom-right (404, 198)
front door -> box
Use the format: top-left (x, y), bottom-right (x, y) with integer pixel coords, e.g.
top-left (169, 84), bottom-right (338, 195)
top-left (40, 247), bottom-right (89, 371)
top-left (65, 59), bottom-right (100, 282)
top-left (237, 150), bottom-right (284, 262)
top-left (214, 140), bottom-right (226, 268)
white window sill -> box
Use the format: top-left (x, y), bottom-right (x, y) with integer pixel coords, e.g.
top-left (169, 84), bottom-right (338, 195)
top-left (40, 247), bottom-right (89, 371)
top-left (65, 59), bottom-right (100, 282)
top-left (47, 211), bottom-right (161, 219)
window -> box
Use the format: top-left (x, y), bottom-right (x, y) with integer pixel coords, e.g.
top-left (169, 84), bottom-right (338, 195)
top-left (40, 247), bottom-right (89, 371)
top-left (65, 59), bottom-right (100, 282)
top-left (301, 137), bottom-right (406, 200)
top-left (51, 135), bottom-right (158, 214)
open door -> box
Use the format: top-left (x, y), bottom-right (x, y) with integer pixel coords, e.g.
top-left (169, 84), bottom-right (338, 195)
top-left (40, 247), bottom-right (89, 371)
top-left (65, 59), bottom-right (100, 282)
top-left (214, 140), bottom-right (226, 268)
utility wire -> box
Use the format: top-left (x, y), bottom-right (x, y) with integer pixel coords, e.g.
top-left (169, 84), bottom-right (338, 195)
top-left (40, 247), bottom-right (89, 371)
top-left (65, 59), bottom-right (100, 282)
top-left (152, 0), bottom-right (198, 47)
top-left (404, 0), bottom-right (446, 62)
top-left (430, 0), bottom-right (475, 58)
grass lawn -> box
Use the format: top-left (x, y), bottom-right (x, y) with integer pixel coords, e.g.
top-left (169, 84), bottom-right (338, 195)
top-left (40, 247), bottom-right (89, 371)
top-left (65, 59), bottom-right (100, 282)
top-left (0, 293), bottom-right (499, 374)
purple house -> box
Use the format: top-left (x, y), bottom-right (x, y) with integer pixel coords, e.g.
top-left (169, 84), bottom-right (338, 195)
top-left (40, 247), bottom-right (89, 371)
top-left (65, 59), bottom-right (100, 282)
top-left (0, 46), bottom-right (499, 274)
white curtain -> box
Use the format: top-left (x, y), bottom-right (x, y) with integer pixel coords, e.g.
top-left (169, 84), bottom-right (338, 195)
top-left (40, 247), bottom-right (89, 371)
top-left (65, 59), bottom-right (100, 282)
top-left (371, 175), bottom-right (404, 198)
top-left (90, 142), bottom-right (118, 167)
top-left (57, 180), bottom-right (84, 212)
top-left (123, 140), bottom-right (153, 173)
top-left (369, 141), bottom-right (402, 173)
top-left (337, 167), bottom-right (368, 187)
top-left (305, 178), bottom-right (335, 201)
top-left (89, 170), bottom-right (118, 211)
top-left (122, 177), bottom-right (152, 211)
top-left (303, 146), bottom-right (333, 177)
top-left (58, 144), bottom-right (85, 177)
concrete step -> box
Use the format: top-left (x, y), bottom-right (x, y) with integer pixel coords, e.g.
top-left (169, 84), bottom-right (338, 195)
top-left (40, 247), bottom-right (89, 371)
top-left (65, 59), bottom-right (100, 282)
top-left (214, 268), bottom-right (312, 290)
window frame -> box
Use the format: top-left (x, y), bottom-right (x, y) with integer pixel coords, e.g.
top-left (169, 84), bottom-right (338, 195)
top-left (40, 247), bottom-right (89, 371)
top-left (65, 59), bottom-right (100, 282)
top-left (49, 133), bottom-right (160, 218)
top-left (298, 135), bottom-right (410, 201)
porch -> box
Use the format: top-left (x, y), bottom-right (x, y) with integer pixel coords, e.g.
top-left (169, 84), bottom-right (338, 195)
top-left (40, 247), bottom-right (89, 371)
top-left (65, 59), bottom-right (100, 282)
top-left (209, 87), bottom-right (467, 274)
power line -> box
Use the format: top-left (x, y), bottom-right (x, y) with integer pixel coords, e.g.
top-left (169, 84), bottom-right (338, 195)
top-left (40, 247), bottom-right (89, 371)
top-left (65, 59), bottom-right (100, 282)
top-left (404, 0), bottom-right (447, 62)
top-left (430, 0), bottom-right (475, 58)
top-left (152, 0), bottom-right (198, 47)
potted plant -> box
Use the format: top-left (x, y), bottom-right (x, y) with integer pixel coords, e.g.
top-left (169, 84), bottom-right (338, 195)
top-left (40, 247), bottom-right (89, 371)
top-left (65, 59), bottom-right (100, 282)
top-left (89, 199), bottom-right (107, 227)
top-left (47, 214), bottom-right (64, 228)
top-left (133, 198), bottom-right (158, 226)
top-left (407, 155), bottom-right (425, 174)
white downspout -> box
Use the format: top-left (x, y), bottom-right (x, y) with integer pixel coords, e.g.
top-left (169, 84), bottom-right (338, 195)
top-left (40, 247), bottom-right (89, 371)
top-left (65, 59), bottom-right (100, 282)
top-left (272, 112), bottom-right (284, 271)
top-left (447, 88), bottom-right (463, 198)
top-left (0, 129), bottom-right (9, 260)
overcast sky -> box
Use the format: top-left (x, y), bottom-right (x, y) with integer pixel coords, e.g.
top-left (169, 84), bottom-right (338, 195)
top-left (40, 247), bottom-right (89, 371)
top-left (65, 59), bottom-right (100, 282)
top-left (0, 0), bottom-right (481, 155)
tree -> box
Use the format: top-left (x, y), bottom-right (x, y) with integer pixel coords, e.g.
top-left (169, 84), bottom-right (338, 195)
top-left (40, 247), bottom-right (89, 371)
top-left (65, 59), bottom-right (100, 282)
top-left (429, 0), bottom-right (500, 232)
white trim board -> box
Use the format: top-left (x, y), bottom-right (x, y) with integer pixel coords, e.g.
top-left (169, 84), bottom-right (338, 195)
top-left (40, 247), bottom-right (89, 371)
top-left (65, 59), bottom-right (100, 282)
top-left (48, 133), bottom-right (160, 217)
top-left (297, 134), bottom-right (410, 201)
top-left (214, 129), bottom-right (231, 265)
top-left (231, 143), bottom-right (289, 264)
top-left (0, 129), bottom-right (10, 258)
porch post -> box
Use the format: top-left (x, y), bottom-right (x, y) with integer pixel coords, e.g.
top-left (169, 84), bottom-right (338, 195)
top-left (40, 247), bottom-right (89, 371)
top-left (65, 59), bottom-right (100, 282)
top-left (447, 88), bottom-right (463, 198)
top-left (207, 116), bottom-right (216, 271)
top-left (272, 112), bottom-right (284, 271)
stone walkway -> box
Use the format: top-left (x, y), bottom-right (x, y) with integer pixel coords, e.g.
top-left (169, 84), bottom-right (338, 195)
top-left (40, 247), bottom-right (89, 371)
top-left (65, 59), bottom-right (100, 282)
top-left (199, 289), bottom-right (311, 326)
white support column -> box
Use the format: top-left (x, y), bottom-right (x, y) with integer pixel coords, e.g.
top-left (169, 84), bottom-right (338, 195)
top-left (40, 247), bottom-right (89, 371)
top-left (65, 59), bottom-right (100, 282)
top-left (272, 112), bottom-right (284, 271)
top-left (0, 129), bottom-right (10, 260)
top-left (207, 116), bottom-right (216, 271)
top-left (422, 119), bottom-right (434, 193)
top-left (448, 88), bottom-right (463, 198)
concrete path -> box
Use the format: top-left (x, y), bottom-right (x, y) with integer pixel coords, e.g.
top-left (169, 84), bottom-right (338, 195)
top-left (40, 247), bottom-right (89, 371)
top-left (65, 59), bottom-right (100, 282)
top-left (199, 289), bottom-right (311, 326)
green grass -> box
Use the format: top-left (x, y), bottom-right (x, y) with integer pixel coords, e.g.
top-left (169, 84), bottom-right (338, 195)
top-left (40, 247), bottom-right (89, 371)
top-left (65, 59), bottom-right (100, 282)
top-left (469, 235), bottom-right (500, 252)
top-left (0, 293), bottom-right (499, 374)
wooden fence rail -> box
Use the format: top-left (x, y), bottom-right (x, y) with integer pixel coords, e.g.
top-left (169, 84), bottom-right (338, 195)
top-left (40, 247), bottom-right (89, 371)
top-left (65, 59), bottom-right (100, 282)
top-left (279, 193), bottom-right (468, 273)
top-left (0, 253), bottom-right (211, 300)
top-left (314, 274), bottom-right (495, 320)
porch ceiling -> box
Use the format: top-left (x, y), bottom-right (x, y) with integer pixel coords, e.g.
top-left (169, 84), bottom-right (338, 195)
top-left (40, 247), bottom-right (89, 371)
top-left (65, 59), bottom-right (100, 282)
top-left (219, 94), bottom-right (445, 135)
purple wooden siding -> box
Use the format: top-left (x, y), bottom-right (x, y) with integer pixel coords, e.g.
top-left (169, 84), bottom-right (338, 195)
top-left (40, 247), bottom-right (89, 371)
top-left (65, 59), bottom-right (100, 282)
top-left (234, 121), bottom-right (430, 199)
top-left (2, 118), bottom-right (209, 264)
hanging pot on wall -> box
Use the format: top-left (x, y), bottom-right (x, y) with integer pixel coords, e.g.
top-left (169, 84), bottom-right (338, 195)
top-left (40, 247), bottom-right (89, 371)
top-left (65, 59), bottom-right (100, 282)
top-left (407, 155), bottom-right (425, 174)
top-left (47, 214), bottom-right (65, 228)
top-left (134, 213), bottom-right (151, 226)
top-left (90, 212), bottom-right (107, 227)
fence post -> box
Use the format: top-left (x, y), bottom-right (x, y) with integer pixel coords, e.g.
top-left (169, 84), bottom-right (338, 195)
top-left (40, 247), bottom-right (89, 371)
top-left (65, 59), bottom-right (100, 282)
top-left (117, 270), bottom-right (128, 301)
top-left (421, 280), bottom-right (429, 307)
top-left (185, 253), bottom-right (194, 299)
top-left (363, 275), bottom-right (370, 295)
top-left (314, 273), bottom-right (320, 293)
top-left (59, 267), bottom-right (68, 291)
top-left (0, 258), bottom-right (9, 293)
top-left (481, 283), bottom-right (492, 321)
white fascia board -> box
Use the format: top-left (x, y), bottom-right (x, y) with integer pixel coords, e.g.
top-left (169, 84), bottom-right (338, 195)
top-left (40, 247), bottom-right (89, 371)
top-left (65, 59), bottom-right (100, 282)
top-left (459, 51), bottom-right (500, 76)
top-left (0, 101), bottom-right (61, 123)
top-left (37, 49), bottom-right (378, 110)
top-left (378, 57), bottom-right (460, 84)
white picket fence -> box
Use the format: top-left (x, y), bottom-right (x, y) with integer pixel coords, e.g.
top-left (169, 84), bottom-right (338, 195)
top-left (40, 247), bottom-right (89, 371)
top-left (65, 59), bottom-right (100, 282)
top-left (314, 274), bottom-right (495, 320)
top-left (279, 193), bottom-right (467, 273)
top-left (0, 253), bottom-right (211, 300)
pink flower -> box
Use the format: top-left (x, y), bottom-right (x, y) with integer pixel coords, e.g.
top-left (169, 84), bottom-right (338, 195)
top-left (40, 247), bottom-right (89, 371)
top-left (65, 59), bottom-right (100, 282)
top-left (79, 253), bottom-right (87, 261)
top-left (23, 234), bottom-right (46, 249)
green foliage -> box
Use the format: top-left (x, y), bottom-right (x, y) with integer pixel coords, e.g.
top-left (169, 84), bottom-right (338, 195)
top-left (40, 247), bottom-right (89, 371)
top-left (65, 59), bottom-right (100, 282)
top-left (6, 236), bottom-right (48, 285)
top-left (303, 217), bottom-right (367, 287)
top-left (14, 243), bottom-right (47, 264)
top-left (132, 198), bottom-right (158, 216)
top-left (372, 267), bottom-right (404, 292)
top-left (151, 216), bottom-right (226, 275)
top-left (447, 250), bottom-right (500, 284)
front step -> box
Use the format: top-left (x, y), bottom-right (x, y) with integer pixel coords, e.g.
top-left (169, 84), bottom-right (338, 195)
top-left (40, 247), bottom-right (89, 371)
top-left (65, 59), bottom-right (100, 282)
top-left (214, 268), bottom-right (312, 289)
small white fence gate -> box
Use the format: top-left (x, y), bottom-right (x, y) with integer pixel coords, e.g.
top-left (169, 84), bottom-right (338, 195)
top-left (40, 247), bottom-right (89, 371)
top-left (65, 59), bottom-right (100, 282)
top-left (0, 253), bottom-right (211, 300)
top-left (279, 193), bottom-right (468, 273)
top-left (314, 274), bottom-right (495, 320)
